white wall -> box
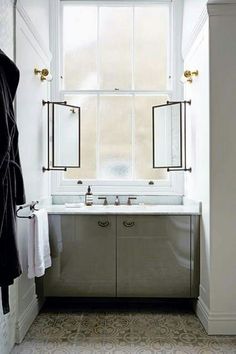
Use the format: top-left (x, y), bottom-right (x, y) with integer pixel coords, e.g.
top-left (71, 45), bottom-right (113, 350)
top-left (0, 2), bottom-right (19, 353)
top-left (0, 1), bottom-right (50, 349)
top-left (184, 20), bottom-right (210, 310)
top-left (184, 0), bottom-right (236, 334)
top-left (182, 0), bottom-right (208, 56)
top-left (208, 2), bottom-right (236, 331)
top-left (18, 0), bottom-right (50, 51)
top-left (14, 0), bottom-right (51, 345)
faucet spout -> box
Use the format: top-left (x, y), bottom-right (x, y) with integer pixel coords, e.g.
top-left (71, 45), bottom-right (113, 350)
top-left (114, 195), bottom-right (120, 206)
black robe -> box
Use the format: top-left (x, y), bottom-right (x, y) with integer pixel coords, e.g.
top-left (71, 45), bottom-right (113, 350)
top-left (0, 49), bottom-right (25, 314)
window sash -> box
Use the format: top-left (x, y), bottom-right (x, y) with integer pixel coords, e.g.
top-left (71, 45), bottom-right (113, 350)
top-left (61, 1), bottom-right (172, 92)
top-left (50, 0), bottom-right (184, 194)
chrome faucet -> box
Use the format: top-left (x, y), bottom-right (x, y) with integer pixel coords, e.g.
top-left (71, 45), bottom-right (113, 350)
top-left (127, 197), bottom-right (137, 205)
top-left (98, 197), bottom-right (108, 205)
top-left (114, 195), bottom-right (120, 206)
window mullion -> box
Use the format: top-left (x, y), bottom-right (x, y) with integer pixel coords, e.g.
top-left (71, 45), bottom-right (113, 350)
top-left (131, 5), bottom-right (135, 179)
top-left (97, 5), bottom-right (100, 90)
top-left (132, 5), bottom-right (135, 91)
top-left (131, 94), bottom-right (135, 180)
top-left (97, 5), bottom-right (100, 179)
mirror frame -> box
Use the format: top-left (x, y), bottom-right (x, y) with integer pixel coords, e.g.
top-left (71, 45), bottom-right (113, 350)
top-left (152, 100), bottom-right (192, 172)
top-left (152, 101), bottom-right (182, 169)
top-left (52, 102), bottom-right (81, 169)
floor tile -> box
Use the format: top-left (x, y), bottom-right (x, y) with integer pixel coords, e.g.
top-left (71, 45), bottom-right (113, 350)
top-left (11, 308), bottom-right (236, 354)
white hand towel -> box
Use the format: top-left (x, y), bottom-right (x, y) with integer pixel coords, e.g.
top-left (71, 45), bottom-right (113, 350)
top-left (28, 209), bottom-right (52, 279)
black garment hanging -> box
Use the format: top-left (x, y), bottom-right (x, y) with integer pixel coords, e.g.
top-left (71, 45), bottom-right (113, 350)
top-left (0, 49), bottom-right (25, 314)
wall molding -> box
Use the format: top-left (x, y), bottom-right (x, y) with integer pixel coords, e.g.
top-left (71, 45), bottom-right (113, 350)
top-left (208, 3), bottom-right (236, 15)
top-left (182, 6), bottom-right (208, 59)
top-left (15, 295), bottom-right (39, 344)
top-left (15, 0), bottom-right (52, 61)
top-left (196, 297), bottom-right (236, 335)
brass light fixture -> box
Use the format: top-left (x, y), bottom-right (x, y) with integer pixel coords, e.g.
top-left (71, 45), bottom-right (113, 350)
top-left (183, 70), bottom-right (199, 83)
top-left (34, 68), bottom-right (52, 81)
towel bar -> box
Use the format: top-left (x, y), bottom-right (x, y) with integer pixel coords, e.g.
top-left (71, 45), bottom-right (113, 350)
top-left (16, 201), bottom-right (39, 219)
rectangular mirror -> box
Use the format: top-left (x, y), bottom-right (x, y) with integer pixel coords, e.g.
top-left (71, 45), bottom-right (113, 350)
top-left (152, 102), bottom-right (182, 169)
top-left (52, 103), bottom-right (80, 168)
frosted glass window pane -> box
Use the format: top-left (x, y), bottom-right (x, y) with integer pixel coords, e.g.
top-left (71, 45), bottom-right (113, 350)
top-left (53, 104), bottom-right (80, 167)
top-left (99, 96), bottom-right (132, 179)
top-left (134, 96), bottom-right (168, 180)
top-left (64, 95), bottom-right (97, 179)
top-left (99, 7), bottom-right (132, 90)
top-left (63, 6), bottom-right (97, 89)
top-left (134, 6), bottom-right (169, 90)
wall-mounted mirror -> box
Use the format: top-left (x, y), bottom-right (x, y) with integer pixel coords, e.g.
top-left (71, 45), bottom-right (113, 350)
top-left (152, 100), bottom-right (191, 172)
top-left (42, 101), bottom-right (80, 172)
top-left (153, 102), bottom-right (182, 169)
top-left (52, 103), bottom-right (80, 168)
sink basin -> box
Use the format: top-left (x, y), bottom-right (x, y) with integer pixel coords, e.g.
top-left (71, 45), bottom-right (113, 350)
top-left (81, 204), bottom-right (151, 213)
top-left (65, 203), bottom-right (148, 209)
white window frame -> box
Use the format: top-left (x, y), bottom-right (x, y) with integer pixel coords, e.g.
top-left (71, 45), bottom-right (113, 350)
top-left (49, 0), bottom-right (184, 196)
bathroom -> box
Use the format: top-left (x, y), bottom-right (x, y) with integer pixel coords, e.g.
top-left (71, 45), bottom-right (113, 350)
top-left (0, 0), bottom-right (236, 353)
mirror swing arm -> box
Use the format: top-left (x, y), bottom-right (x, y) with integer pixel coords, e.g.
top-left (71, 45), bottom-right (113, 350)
top-left (42, 100), bottom-right (81, 173)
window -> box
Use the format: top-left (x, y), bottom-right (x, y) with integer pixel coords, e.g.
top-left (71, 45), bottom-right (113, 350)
top-left (52, 1), bottom-right (183, 194)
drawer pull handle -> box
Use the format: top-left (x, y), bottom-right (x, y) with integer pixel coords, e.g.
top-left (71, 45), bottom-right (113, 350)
top-left (123, 221), bottom-right (135, 228)
top-left (98, 221), bottom-right (110, 227)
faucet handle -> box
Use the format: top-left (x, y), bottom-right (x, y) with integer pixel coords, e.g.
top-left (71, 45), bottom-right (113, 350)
top-left (98, 197), bottom-right (108, 205)
top-left (127, 197), bottom-right (137, 205)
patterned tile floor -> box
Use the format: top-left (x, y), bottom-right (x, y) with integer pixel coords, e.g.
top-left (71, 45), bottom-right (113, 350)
top-left (11, 303), bottom-right (236, 354)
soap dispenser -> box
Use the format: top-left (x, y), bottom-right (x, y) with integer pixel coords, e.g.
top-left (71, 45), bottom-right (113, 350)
top-left (85, 185), bottom-right (93, 206)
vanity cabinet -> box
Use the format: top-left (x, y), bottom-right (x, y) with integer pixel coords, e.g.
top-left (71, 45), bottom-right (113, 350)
top-left (44, 215), bottom-right (116, 297)
top-left (44, 214), bottom-right (199, 298)
top-left (117, 215), bottom-right (193, 297)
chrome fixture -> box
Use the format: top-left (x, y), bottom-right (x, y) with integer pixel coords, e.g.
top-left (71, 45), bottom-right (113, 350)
top-left (34, 68), bottom-right (52, 82)
top-left (114, 195), bottom-right (120, 206)
top-left (16, 201), bottom-right (39, 219)
top-left (98, 197), bottom-right (108, 206)
top-left (127, 197), bottom-right (137, 205)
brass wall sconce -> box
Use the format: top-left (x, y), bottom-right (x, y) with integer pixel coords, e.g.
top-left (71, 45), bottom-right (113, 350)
top-left (34, 68), bottom-right (52, 82)
top-left (183, 70), bottom-right (199, 83)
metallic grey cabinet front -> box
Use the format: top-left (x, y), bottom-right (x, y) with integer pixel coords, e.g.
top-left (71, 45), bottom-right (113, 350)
top-left (117, 215), bottom-right (191, 298)
top-left (44, 215), bottom-right (116, 297)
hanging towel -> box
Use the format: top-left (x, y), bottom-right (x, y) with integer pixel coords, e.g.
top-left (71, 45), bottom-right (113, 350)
top-left (49, 215), bottom-right (63, 257)
top-left (28, 209), bottom-right (51, 279)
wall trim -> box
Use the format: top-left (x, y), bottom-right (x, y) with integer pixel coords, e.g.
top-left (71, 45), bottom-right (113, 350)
top-left (15, 0), bottom-right (52, 61)
top-left (15, 295), bottom-right (39, 344)
top-left (182, 6), bottom-right (208, 59)
top-left (196, 297), bottom-right (236, 335)
top-left (208, 3), bottom-right (236, 16)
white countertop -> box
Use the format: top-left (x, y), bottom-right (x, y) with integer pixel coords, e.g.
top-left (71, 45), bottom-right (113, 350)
top-left (45, 202), bottom-right (201, 215)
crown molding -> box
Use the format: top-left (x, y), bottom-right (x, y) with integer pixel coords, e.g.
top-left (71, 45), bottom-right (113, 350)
top-left (208, 3), bottom-right (236, 15)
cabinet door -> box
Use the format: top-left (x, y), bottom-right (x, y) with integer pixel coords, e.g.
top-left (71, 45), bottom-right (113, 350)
top-left (117, 215), bottom-right (191, 297)
top-left (44, 215), bottom-right (116, 297)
